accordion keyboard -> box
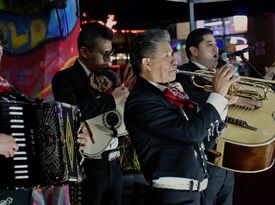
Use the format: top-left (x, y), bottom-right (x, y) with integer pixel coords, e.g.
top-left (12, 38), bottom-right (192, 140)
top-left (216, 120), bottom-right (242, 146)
top-left (0, 101), bottom-right (40, 188)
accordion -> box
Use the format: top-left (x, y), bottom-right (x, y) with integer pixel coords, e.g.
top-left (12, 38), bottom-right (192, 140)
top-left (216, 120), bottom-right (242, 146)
top-left (0, 100), bottom-right (81, 189)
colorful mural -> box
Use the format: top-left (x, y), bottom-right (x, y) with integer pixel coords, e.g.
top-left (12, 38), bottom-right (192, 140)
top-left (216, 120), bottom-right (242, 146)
top-left (0, 0), bottom-right (80, 100)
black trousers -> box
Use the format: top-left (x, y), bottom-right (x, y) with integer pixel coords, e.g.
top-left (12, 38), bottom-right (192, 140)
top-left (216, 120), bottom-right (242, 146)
top-left (203, 165), bottom-right (234, 205)
top-left (145, 187), bottom-right (203, 205)
top-left (81, 158), bottom-right (122, 205)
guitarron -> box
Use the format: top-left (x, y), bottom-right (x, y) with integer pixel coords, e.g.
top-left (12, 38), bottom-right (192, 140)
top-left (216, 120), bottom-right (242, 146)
top-left (177, 69), bottom-right (275, 173)
top-left (208, 91), bottom-right (275, 173)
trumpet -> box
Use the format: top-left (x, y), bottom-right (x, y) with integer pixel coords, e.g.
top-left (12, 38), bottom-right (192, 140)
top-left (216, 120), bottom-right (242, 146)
top-left (176, 69), bottom-right (275, 101)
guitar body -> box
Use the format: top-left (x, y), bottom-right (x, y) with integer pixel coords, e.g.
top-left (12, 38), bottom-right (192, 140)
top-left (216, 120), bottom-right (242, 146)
top-left (83, 103), bottom-right (127, 157)
top-left (208, 91), bottom-right (275, 173)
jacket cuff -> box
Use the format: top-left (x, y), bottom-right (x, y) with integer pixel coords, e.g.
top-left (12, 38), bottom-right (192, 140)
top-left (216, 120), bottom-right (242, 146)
top-left (206, 93), bottom-right (228, 119)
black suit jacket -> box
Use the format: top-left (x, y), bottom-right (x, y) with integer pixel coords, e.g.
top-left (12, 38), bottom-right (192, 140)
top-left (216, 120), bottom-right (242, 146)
top-left (176, 61), bottom-right (210, 105)
top-left (176, 61), bottom-right (226, 149)
top-left (51, 60), bottom-right (116, 121)
top-left (124, 76), bottom-right (222, 181)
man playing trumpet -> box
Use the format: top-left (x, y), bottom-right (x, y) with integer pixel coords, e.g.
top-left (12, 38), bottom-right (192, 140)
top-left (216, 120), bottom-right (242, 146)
top-left (124, 28), bottom-right (240, 205)
top-left (176, 28), bottom-right (238, 205)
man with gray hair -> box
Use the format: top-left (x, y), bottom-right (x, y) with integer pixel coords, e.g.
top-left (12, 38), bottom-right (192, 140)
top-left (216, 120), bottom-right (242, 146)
top-left (124, 29), bottom-right (240, 204)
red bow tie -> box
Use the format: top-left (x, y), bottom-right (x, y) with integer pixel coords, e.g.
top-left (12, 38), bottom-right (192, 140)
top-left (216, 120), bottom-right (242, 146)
top-left (163, 87), bottom-right (194, 109)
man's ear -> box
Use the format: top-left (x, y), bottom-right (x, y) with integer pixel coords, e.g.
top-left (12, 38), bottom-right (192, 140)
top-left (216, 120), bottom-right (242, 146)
top-left (79, 47), bottom-right (89, 58)
top-left (189, 46), bottom-right (198, 57)
top-left (141, 57), bottom-right (151, 71)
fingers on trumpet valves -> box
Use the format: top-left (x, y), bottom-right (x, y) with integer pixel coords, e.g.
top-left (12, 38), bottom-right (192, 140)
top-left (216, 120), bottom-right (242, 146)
top-left (218, 64), bottom-right (235, 76)
top-left (220, 65), bottom-right (240, 83)
top-left (212, 65), bottom-right (240, 96)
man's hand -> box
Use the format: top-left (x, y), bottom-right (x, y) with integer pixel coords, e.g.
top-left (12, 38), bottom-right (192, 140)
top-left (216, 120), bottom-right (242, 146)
top-left (265, 65), bottom-right (275, 75)
top-left (225, 94), bottom-right (239, 105)
top-left (264, 64), bottom-right (275, 80)
top-left (234, 96), bottom-right (263, 109)
top-left (111, 83), bottom-right (129, 106)
top-left (0, 134), bottom-right (19, 158)
top-left (212, 64), bottom-right (241, 97)
top-left (123, 64), bottom-right (137, 91)
top-left (77, 123), bottom-right (89, 150)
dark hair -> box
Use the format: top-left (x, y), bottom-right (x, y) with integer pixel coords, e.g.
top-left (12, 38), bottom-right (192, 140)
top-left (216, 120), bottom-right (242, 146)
top-left (0, 23), bottom-right (7, 45)
top-left (185, 28), bottom-right (213, 59)
top-left (77, 22), bottom-right (113, 51)
top-left (130, 29), bottom-right (171, 75)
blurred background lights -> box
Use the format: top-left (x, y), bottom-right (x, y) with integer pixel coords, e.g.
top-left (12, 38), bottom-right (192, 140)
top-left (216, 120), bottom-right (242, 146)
top-left (233, 15), bottom-right (248, 32)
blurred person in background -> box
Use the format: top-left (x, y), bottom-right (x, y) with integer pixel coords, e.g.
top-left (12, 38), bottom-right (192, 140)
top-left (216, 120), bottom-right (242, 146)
top-left (177, 28), bottom-right (235, 205)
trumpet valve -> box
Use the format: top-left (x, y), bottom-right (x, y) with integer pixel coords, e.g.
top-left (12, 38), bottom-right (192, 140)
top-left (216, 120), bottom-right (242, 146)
top-left (228, 85), bottom-right (236, 95)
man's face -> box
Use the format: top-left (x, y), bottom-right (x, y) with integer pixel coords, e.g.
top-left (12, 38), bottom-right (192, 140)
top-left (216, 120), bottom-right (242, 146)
top-left (142, 42), bottom-right (178, 83)
top-left (192, 34), bottom-right (219, 69)
top-left (80, 37), bottom-right (113, 73)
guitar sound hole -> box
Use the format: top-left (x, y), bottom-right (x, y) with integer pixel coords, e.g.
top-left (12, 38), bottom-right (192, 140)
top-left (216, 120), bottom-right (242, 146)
top-left (105, 112), bottom-right (119, 127)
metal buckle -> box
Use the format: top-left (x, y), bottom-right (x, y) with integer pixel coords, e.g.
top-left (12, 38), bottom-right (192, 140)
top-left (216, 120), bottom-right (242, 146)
top-left (108, 155), bottom-right (117, 161)
top-left (189, 180), bottom-right (194, 191)
top-left (101, 151), bottom-right (118, 161)
top-left (101, 151), bottom-right (109, 160)
top-left (197, 181), bottom-right (201, 191)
